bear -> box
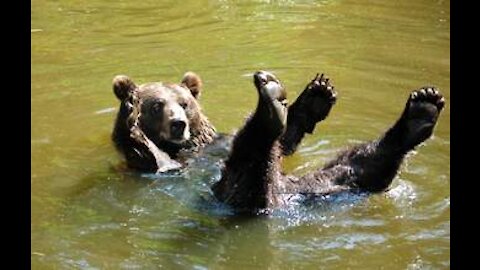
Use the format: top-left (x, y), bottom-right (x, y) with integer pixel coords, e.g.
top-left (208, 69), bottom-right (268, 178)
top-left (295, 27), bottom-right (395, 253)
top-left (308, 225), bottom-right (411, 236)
top-left (111, 72), bottom-right (336, 173)
top-left (111, 72), bottom-right (217, 172)
top-left (212, 70), bottom-right (445, 214)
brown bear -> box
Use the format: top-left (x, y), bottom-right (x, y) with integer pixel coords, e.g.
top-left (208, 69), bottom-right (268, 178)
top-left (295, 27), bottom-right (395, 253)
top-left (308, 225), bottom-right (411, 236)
top-left (111, 72), bottom-right (216, 172)
top-left (212, 71), bottom-right (445, 214)
top-left (111, 72), bottom-right (335, 173)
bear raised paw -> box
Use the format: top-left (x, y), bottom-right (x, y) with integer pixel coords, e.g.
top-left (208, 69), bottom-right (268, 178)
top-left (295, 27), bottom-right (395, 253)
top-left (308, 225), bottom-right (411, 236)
top-left (397, 87), bottom-right (445, 151)
top-left (281, 73), bottom-right (337, 155)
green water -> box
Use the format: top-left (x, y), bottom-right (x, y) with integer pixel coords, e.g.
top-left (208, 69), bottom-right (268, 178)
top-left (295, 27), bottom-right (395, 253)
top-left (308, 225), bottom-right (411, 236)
top-left (31, 0), bottom-right (450, 269)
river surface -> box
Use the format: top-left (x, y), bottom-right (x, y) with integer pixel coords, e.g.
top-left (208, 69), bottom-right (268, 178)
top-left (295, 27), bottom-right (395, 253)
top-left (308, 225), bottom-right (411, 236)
top-left (31, 0), bottom-right (450, 269)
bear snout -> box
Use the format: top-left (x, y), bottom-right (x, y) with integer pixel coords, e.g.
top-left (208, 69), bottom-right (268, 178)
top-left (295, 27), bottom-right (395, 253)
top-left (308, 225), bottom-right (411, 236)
top-left (170, 120), bottom-right (187, 139)
top-left (253, 70), bottom-right (279, 90)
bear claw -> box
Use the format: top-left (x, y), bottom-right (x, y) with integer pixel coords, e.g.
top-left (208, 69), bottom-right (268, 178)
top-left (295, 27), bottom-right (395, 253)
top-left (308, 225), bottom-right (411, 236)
top-left (408, 87), bottom-right (445, 112)
top-left (397, 86), bottom-right (445, 150)
top-left (309, 73), bottom-right (337, 104)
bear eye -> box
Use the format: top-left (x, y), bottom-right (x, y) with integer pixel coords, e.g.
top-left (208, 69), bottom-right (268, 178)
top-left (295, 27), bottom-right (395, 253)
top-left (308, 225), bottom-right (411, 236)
top-left (151, 101), bottom-right (164, 115)
top-left (180, 101), bottom-right (188, 109)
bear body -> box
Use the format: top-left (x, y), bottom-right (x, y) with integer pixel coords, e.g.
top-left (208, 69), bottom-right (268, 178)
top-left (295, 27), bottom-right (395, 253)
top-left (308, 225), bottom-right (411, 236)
top-left (111, 71), bottom-right (444, 215)
top-left (212, 71), bottom-right (444, 214)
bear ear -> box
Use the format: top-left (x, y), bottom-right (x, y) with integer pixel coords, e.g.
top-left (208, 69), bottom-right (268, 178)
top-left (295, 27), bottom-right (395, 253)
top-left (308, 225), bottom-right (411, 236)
top-left (181, 71), bottom-right (203, 99)
top-left (113, 75), bottom-right (136, 101)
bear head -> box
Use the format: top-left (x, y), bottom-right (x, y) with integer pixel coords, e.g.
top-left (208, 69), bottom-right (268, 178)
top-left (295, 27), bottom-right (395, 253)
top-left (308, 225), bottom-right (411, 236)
top-left (112, 72), bottom-right (215, 159)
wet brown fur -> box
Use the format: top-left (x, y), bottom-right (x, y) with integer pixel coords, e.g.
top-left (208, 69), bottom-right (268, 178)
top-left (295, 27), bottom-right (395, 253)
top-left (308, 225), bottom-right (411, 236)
top-left (213, 72), bottom-right (445, 214)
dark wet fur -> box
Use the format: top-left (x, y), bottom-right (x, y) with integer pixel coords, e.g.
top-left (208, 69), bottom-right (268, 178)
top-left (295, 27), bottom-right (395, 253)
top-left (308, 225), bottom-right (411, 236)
top-left (280, 73), bottom-right (337, 155)
top-left (214, 75), bottom-right (445, 214)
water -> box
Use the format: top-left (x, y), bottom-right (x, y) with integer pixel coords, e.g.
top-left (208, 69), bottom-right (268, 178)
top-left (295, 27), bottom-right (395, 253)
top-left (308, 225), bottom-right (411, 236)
top-left (31, 0), bottom-right (450, 269)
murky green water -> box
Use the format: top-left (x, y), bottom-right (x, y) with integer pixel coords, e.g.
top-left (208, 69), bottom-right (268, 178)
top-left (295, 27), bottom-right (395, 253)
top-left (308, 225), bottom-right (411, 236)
top-left (32, 0), bottom-right (450, 269)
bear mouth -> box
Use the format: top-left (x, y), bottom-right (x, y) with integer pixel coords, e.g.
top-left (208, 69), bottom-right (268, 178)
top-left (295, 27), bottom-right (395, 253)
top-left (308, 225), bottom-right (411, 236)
top-left (266, 82), bottom-right (288, 124)
top-left (167, 130), bottom-right (191, 145)
top-left (168, 138), bottom-right (187, 144)
top-left (253, 71), bottom-right (287, 105)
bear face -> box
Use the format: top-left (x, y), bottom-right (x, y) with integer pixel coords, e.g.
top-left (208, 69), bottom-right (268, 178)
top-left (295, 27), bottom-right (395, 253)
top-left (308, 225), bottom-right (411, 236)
top-left (112, 72), bottom-right (216, 170)
top-left (134, 83), bottom-right (199, 145)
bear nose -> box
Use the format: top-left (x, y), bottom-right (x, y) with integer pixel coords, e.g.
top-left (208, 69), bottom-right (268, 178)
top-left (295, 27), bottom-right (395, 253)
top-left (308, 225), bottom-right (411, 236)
top-left (170, 120), bottom-right (186, 138)
top-left (253, 71), bottom-right (279, 90)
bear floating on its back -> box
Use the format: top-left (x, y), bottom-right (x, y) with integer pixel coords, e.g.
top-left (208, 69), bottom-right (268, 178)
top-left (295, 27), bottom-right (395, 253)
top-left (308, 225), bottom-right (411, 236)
top-left (212, 71), bottom-right (445, 214)
top-left (110, 70), bottom-right (445, 215)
